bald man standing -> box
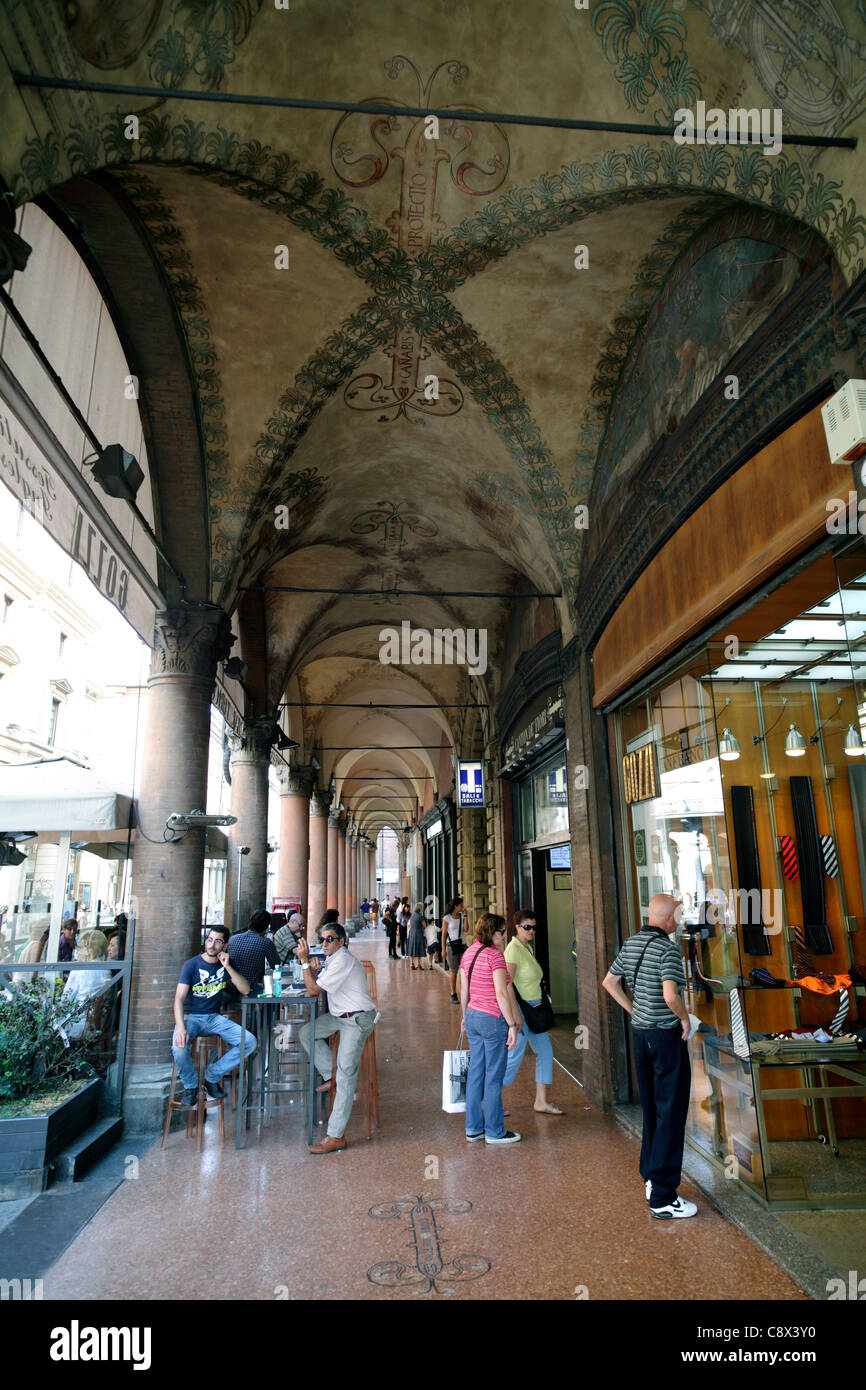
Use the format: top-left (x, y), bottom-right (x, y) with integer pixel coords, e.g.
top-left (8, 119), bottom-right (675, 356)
top-left (603, 894), bottom-right (697, 1219)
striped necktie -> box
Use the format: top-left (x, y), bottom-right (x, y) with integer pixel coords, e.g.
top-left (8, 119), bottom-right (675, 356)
top-left (819, 835), bottom-right (838, 878)
top-left (792, 924), bottom-right (814, 977)
top-left (830, 988), bottom-right (850, 1036)
top-left (778, 835), bottom-right (798, 880)
top-left (729, 988), bottom-right (750, 1059)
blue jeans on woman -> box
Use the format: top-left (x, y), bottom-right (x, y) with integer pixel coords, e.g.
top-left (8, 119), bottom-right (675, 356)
top-left (465, 1006), bottom-right (508, 1138)
top-left (503, 1001), bottom-right (554, 1086)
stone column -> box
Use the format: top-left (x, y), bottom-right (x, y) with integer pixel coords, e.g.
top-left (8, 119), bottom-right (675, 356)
top-left (275, 765), bottom-right (314, 913)
top-left (327, 813), bottom-right (339, 915)
top-left (125, 603), bottom-right (232, 1129)
top-left (307, 789), bottom-right (330, 938)
top-left (349, 830), bottom-right (358, 918)
top-left (223, 717), bottom-right (273, 931)
top-left (337, 823), bottom-right (347, 922)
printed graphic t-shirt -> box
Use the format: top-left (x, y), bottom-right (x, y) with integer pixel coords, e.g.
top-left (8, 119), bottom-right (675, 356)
top-left (178, 955), bottom-right (229, 1014)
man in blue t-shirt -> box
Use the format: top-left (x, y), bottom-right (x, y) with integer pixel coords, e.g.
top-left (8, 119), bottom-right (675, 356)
top-left (172, 926), bottom-right (257, 1108)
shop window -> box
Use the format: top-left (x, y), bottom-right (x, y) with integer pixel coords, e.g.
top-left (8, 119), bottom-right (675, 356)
top-left (533, 762), bottom-right (568, 838)
top-left (616, 559), bottom-right (866, 1207)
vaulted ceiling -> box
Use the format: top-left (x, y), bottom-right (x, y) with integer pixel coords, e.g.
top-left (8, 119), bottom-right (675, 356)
top-left (2, 0), bottom-right (866, 835)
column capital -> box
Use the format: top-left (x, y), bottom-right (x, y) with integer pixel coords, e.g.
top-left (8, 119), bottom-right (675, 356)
top-left (274, 763), bottom-right (316, 798)
top-left (229, 716), bottom-right (275, 766)
top-left (328, 812), bottom-right (340, 830)
top-left (310, 787), bottom-right (332, 818)
top-left (151, 603), bottom-right (232, 683)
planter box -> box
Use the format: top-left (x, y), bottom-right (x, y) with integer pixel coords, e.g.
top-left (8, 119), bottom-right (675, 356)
top-left (0, 1077), bottom-right (101, 1201)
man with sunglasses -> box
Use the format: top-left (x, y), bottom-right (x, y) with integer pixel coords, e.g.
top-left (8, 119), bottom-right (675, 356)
top-left (295, 917), bottom-right (377, 1154)
top-left (172, 926), bottom-right (257, 1107)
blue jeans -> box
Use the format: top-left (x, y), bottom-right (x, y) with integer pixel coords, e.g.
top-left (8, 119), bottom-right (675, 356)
top-left (465, 1007), bottom-right (508, 1138)
top-left (172, 1013), bottom-right (257, 1089)
top-left (503, 1002), bottom-right (554, 1086)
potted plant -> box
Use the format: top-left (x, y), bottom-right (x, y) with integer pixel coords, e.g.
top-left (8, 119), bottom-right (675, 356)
top-left (0, 976), bottom-right (100, 1200)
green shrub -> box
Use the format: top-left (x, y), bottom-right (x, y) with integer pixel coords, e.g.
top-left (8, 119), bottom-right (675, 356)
top-left (0, 977), bottom-right (92, 1104)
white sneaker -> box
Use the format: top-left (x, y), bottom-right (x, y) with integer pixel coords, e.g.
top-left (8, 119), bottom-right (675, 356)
top-left (486, 1129), bottom-right (521, 1144)
top-left (650, 1196), bottom-right (697, 1219)
top-left (645, 1179), bottom-right (652, 1202)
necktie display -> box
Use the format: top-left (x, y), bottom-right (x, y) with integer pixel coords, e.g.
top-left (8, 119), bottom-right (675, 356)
top-left (789, 777), bottom-right (834, 954)
top-left (729, 786), bottom-right (771, 954)
top-left (819, 834), bottom-right (838, 878)
top-left (778, 834), bottom-right (799, 880)
top-left (792, 923), bottom-right (814, 977)
top-left (728, 988), bottom-right (750, 1059)
top-left (828, 985), bottom-right (850, 1037)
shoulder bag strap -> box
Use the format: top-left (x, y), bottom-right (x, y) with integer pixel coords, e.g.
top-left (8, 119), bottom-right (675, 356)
top-left (630, 933), bottom-right (664, 997)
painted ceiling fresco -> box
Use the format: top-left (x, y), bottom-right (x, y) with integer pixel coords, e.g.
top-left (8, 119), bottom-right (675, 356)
top-left (2, 0), bottom-right (866, 827)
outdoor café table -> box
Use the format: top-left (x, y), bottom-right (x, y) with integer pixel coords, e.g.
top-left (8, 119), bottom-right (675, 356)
top-left (235, 990), bottom-right (319, 1149)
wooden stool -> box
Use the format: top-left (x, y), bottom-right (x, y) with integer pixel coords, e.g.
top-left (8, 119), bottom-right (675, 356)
top-left (161, 1036), bottom-right (227, 1150)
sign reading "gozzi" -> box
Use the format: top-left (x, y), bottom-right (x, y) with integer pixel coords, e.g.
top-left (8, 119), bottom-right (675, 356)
top-left (622, 745), bottom-right (660, 804)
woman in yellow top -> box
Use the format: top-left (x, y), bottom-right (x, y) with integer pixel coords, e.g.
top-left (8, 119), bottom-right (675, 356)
top-left (502, 909), bottom-right (564, 1114)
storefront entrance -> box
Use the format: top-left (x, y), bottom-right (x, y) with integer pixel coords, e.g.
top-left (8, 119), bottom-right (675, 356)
top-left (611, 541), bottom-right (866, 1208)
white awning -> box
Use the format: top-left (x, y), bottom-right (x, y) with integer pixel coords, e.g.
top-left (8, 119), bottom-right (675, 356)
top-left (0, 757), bottom-right (133, 832)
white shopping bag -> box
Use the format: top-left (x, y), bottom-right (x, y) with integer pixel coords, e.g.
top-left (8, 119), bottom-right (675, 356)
top-left (442, 1028), bottom-right (469, 1113)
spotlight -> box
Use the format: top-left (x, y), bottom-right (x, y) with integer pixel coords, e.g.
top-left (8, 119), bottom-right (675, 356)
top-left (0, 840), bottom-right (26, 866)
top-left (784, 723), bottom-right (807, 757)
top-left (223, 657), bottom-right (248, 683)
top-left (845, 723), bottom-right (865, 756)
top-left (89, 444), bottom-right (144, 504)
top-left (275, 729), bottom-right (298, 752)
top-left (718, 728), bottom-right (740, 761)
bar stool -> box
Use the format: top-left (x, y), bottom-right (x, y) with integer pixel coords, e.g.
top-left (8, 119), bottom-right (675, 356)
top-left (161, 1036), bottom-right (227, 1151)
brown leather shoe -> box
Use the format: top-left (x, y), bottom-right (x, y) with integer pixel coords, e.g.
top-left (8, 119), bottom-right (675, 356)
top-left (308, 1134), bottom-right (347, 1155)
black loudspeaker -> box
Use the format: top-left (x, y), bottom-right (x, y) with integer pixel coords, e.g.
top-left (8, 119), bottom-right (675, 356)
top-left (729, 786), bottom-right (771, 955)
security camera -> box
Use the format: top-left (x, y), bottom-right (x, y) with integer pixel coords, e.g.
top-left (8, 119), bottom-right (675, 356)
top-left (238, 845), bottom-right (251, 856)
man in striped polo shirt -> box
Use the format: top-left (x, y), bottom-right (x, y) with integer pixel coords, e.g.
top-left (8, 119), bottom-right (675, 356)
top-left (602, 893), bottom-right (697, 1220)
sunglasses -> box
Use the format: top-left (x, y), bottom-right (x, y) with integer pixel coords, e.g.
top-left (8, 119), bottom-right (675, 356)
top-left (520, 924), bottom-right (537, 931)
top-left (320, 935), bottom-right (338, 944)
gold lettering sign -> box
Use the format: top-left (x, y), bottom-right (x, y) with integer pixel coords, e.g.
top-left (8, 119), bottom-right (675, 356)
top-left (622, 746), bottom-right (658, 804)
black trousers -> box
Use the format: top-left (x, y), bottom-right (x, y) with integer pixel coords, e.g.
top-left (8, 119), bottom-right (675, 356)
top-left (633, 1026), bottom-right (691, 1206)
top-left (387, 924), bottom-right (398, 958)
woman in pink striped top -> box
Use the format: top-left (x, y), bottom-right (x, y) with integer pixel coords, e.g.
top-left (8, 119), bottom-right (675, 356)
top-left (459, 912), bottom-right (522, 1144)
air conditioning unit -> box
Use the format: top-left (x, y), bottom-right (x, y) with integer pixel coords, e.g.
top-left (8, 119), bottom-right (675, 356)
top-left (822, 380), bottom-right (866, 466)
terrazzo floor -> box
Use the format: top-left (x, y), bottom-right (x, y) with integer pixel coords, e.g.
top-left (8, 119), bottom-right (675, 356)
top-left (45, 934), bottom-right (807, 1301)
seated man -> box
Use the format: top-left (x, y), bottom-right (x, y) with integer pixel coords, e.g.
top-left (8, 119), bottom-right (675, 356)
top-left (172, 926), bottom-right (257, 1107)
top-left (296, 923), bottom-right (377, 1154)
top-left (227, 907), bottom-right (277, 992)
top-left (274, 911), bottom-right (304, 965)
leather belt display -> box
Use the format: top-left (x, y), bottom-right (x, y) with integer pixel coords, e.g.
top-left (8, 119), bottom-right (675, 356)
top-left (789, 776), bottom-right (834, 954)
top-left (729, 785), bottom-right (771, 955)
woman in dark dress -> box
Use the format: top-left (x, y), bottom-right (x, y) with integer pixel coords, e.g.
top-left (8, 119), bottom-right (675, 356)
top-left (405, 903), bottom-right (427, 971)
top-left (383, 904), bottom-right (399, 959)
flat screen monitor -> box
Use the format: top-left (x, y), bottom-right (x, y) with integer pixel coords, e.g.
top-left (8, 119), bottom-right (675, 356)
top-left (549, 844), bottom-right (571, 870)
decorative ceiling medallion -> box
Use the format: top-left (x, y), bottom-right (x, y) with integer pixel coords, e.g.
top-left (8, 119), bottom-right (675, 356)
top-left (332, 57), bottom-right (509, 426)
top-left (351, 500), bottom-right (437, 554)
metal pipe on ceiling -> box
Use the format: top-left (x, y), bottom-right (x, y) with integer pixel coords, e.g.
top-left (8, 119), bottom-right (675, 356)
top-left (246, 586), bottom-right (560, 598)
top-left (11, 75), bottom-right (857, 149)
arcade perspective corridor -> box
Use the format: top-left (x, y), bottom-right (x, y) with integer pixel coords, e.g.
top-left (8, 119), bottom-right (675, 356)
top-left (3, 0), bottom-right (866, 1315)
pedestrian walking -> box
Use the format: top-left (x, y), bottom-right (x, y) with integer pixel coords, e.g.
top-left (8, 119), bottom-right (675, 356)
top-left (441, 896), bottom-right (466, 1002)
top-left (405, 903), bottom-right (427, 970)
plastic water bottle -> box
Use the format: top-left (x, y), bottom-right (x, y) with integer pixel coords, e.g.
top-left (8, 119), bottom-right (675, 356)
top-left (272, 962), bottom-right (282, 999)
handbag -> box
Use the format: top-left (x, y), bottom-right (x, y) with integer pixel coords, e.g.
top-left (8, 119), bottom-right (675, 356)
top-left (514, 985), bottom-right (555, 1034)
